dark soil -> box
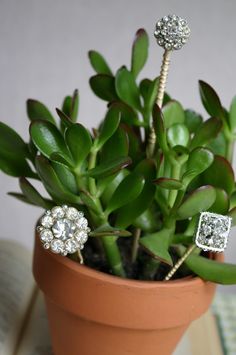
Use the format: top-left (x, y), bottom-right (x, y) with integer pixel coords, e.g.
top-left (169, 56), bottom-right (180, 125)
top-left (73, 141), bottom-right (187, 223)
top-left (80, 237), bottom-right (194, 281)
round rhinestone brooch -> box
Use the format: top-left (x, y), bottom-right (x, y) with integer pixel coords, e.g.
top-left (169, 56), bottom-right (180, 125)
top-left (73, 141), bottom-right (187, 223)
top-left (37, 205), bottom-right (90, 256)
top-left (154, 14), bottom-right (190, 50)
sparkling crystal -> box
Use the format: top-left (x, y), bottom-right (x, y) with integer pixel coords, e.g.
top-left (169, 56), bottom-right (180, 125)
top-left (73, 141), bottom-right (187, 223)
top-left (52, 219), bottom-right (76, 240)
top-left (154, 14), bottom-right (190, 50)
top-left (195, 212), bottom-right (231, 252)
top-left (51, 239), bottom-right (64, 254)
top-left (66, 207), bottom-right (78, 220)
top-left (74, 230), bottom-right (88, 244)
top-left (41, 215), bottom-right (54, 228)
top-left (51, 206), bottom-right (65, 219)
top-left (65, 238), bottom-right (78, 253)
top-left (76, 217), bottom-right (88, 229)
top-left (40, 229), bottom-right (53, 242)
top-left (43, 243), bottom-right (50, 249)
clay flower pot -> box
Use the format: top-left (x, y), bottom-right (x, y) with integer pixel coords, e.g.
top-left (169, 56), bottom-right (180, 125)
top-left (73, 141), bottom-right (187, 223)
top-left (33, 232), bottom-right (222, 355)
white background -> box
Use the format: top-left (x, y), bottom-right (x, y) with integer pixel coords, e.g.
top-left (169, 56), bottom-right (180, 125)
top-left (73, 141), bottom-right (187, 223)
top-left (0, 0), bottom-right (236, 292)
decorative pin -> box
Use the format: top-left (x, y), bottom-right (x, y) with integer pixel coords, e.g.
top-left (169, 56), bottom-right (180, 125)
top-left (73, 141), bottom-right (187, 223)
top-left (164, 212), bottom-right (232, 281)
top-left (147, 15), bottom-right (190, 157)
top-left (37, 205), bottom-right (90, 264)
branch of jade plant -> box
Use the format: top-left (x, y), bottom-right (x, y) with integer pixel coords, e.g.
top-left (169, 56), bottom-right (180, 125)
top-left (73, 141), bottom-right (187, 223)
top-left (84, 148), bottom-right (126, 277)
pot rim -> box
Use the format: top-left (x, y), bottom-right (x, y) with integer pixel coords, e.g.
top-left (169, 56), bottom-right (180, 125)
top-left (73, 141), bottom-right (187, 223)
top-left (42, 240), bottom-right (222, 288)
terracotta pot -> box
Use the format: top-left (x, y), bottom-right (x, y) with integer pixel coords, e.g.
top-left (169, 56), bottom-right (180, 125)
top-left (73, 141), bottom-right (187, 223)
top-left (33, 232), bottom-right (222, 355)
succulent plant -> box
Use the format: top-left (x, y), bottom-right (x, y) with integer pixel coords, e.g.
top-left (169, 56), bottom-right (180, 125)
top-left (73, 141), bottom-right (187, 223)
top-left (1, 28), bottom-right (236, 283)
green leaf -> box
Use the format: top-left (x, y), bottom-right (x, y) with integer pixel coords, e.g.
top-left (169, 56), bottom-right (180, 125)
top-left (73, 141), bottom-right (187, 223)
top-left (30, 120), bottom-right (71, 161)
top-left (89, 74), bottom-right (118, 101)
top-left (152, 104), bottom-right (168, 152)
top-left (88, 50), bottom-right (112, 75)
top-left (95, 106), bottom-right (121, 150)
top-left (208, 188), bottom-right (229, 214)
top-left (229, 95), bottom-right (236, 132)
top-left (131, 29), bottom-right (149, 78)
top-left (51, 161), bottom-right (78, 194)
top-left (56, 108), bottom-right (73, 128)
top-left (99, 169), bottom-right (129, 204)
top-left (8, 192), bottom-right (47, 207)
top-left (90, 224), bottom-right (131, 237)
top-left (183, 147), bottom-right (214, 186)
top-left (177, 185), bottom-right (216, 220)
top-left (140, 229), bottom-right (173, 265)
top-left (65, 123), bottom-right (92, 169)
top-left (122, 124), bottom-right (143, 165)
top-left (184, 109), bottom-right (203, 133)
top-left (133, 205), bottom-right (161, 233)
top-left (207, 132), bottom-right (227, 157)
top-left (167, 123), bottom-right (189, 147)
top-left (50, 152), bottom-right (73, 168)
top-left (61, 89), bottom-right (79, 122)
top-left (19, 177), bottom-right (53, 209)
top-left (201, 155), bottom-right (235, 194)
top-left (0, 122), bottom-right (28, 158)
top-left (190, 117), bottom-right (222, 150)
top-left (0, 155), bottom-right (36, 178)
top-left (100, 126), bottom-right (129, 162)
top-left (110, 101), bottom-right (140, 126)
top-left (140, 77), bottom-right (159, 121)
top-left (105, 172), bottom-right (145, 214)
top-left (27, 99), bottom-right (55, 124)
top-left (199, 81), bottom-right (224, 120)
top-left (35, 156), bottom-right (80, 203)
top-left (179, 247), bottom-right (236, 285)
top-left (88, 156), bottom-right (132, 179)
top-left (153, 177), bottom-right (183, 190)
top-left (115, 159), bottom-right (156, 228)
top-left (115, 67), bottom-right (142, 111)
top-left (162, 101), bottom-right (185, 128)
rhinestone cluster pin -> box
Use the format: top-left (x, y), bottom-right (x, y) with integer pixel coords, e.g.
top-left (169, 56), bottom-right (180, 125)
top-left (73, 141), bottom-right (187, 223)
top-left (165, 212), bottom-right (232, 281)
top-left (195, 212), bottom-right (231, 253)
top-left (154, 14), bottom-right (190, 50)
top-left (37, 205), bottom-right (90, 257)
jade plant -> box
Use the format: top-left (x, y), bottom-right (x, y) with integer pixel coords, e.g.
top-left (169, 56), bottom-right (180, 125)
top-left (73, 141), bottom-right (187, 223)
top-left (1, 28), bottom-right (236, 283)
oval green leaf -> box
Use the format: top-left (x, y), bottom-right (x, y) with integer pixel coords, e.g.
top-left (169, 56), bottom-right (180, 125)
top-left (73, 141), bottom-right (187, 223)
top-left (105, 172), bottom-right (145, 214)
top-left (88, 50), bottom-right (112, 75)
top-left (167, 123), bottom-right (189, 147)
top-left (131, 29), bottom-right (149, 78)
top-left (115, 67), bottom-right (142, 111)
top-left (199, 80), bottom-right (224, 120)
top-left (162, 100), bottom-right (185, 128)
top-left (65, 123), bottom-right (92, 169)
top-left (177, 185), bottom-right (216, 220)
top-left (27, 99), bottom-right (55, 124)
top-left (90, 74), bottom-right (118, 101)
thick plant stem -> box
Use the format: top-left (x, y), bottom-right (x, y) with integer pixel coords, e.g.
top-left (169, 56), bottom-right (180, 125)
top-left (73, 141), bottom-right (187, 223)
top-left (146, 50), bottom-right (171, 158)
top-left (87, 148), bottom-right (126, 278)
top-left (102, 236), bottom-right (126, 277)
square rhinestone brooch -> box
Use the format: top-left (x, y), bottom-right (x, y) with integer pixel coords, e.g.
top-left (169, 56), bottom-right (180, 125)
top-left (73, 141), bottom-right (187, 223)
top-left (195, 212), bottom-right (232, 252)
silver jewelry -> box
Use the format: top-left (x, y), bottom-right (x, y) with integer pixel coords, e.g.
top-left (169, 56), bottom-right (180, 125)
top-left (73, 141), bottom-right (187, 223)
top-left (195, 212), bottom-right (232, 252)
top-left (154, 14), bottom-right (190, 50)
top-left (37, 205), bottom-right (90, 258)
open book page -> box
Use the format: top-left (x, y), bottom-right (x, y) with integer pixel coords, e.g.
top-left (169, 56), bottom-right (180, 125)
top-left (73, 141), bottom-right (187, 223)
top-left (0, 239), bottom-right (35, 355)
top-left (17, 291), bottom-right (52, 355)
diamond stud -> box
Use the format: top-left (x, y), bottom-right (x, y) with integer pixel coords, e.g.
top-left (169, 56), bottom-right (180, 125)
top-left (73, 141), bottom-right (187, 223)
top-left (154, 14), bottom-right (190, 51)
top-left (37, 205), bottom-right (90, 258)
top-left (195, 212), bottom-right (232, 252)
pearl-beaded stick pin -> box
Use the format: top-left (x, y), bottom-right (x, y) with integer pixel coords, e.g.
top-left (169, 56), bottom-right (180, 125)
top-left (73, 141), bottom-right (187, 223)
top-left (164, 212), bottom-right (232, 281)
top-left (147, 15), bottom-right (190, 158)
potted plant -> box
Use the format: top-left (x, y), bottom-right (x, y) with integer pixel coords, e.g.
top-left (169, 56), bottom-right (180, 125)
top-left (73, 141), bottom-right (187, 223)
top-left (1, 15), bottom-right (236, 355)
